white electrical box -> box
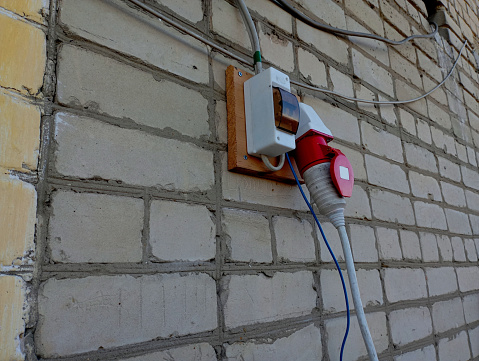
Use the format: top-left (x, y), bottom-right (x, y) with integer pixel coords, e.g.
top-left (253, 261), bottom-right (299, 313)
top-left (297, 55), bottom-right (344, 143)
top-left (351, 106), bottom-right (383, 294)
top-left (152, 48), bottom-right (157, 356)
top-left (244, 68), bottom-right (299, 157)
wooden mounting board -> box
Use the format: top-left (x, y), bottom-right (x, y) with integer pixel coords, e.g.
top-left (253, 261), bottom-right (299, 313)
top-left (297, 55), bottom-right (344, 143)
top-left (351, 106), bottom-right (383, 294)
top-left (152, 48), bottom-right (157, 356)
top-left (225, 65), bottom-right (304, 184)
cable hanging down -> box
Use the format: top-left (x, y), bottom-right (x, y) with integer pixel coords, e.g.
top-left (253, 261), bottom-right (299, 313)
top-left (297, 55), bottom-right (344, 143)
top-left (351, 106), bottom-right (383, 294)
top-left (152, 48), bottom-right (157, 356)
top-left (271, 0), bottom-right (438, 45)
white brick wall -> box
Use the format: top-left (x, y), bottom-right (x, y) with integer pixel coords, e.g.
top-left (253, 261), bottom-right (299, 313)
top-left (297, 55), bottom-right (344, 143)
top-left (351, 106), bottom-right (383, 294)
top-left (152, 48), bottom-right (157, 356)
top-left (426, 267), bottom-right (458, 296)
top-left (36, 274), bottom-right (217, 357)
top-left (273, 216), bottom-right (315, 262)
top-left (120, 343), bottom-right (217, 361)
top-left (438, 331), bottom-right (471, 361)
top-left (389, 307), bottom-right (432, 346)
top-left (432, 298), bottom-right (466, 333)
top-left (384, 268), bottom-right (427, 302)
top-left (223, 272), bottom-right (316, 329)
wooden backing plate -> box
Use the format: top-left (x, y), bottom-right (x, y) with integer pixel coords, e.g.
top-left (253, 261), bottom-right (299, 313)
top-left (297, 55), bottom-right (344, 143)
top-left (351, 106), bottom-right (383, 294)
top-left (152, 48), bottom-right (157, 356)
top-left (225, 65), bottom-right (304, 184)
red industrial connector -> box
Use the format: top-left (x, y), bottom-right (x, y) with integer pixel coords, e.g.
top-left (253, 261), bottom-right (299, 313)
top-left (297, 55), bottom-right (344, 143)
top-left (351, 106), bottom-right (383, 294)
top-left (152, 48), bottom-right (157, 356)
top-left (294, 130), bottom-right (354, 197)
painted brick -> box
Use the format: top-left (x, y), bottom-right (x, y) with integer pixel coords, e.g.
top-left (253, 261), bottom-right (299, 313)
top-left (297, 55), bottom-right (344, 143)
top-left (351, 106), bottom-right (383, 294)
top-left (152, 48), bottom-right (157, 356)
top-left (120, 343), bottom-right (216, 361)
top-left (223, 208), bottom-right (272, 263)
top-left (389, 307), bottom-right (432, 346)
top-left (221, 162), bottom-right (307, 210)
top-left (370, 189), bottom-right (415, 225)
top-left (437, 234), bottom-right (453, 261)
top-left (365, 155), bottom-right (409, 193)
top-left (60, 0), bottom-right (209, 84)
top-left (0, 174), bottom-right (36, 268)
top-left (409, 171), bottom-right (442, 201)
top-left (0, 0), bottom-right (48, 23)
top-left (361, 122), bottom-right (403, 162)
top-left (384, 268), bottom-right (427, 302)
top-left (224, 325), bottom-right (322, 361)
top-left (0, 92), bottom-right (40, 171)
top-left (49, 191), bottom-right (143, 263)
top-left (404, 143), bottom-right (438, 173)
top-left (325, 312), bottom-right (388, 360)
top-left (244, 0), bottom-right (292, 33)
top-left (259, 25), bottom-right (294, 73)
top-left (470, 326), bottom-right (479, 358)
top-left (36, 273), bottom-right (218, 357)
top-left (432, 298), bottom-right (465, 333)
top-left (419, 232), bottom-right (439, 262)
top-left (150, 200), bottom-right (216, 261)
top-left (223, 271), bottom-right (316, 329)
top-left (346, 1), bottom-right (384, 35)
top-left (346, 17), bottom-right (389, 66)
top-left (0, 276), bottom-right (27, 361)
top-left (456, 266), bottom-right (479, 292)
top-left (349, 224), bottom-right (378, 262)
top-left (297, 22), bottom-right (349, 65)
top-left (462, 165), bottom-right (479, 190)
top-left (53, 112), bottom-right (214, 191)
top-left (298, 48), bottom-right (327, 87)
top-left (452, 237), bottom-right (467, 262)
top-left (464, 238), bottom-right (478, 261)
top-left (413, 201), bottom-right (447, 230)
top-left (344, 185), bottom-right (372, 220)
top-left (299, 0), bottom-right (346, 28)
top-left (394, 345), bottom-right (436, 361)
top-left (377, 227), bottom-right (402, 260)
top-left (321, 269), bottom-right (383, 313)
top-left (400, 230), bottom-right (421, 261)
top-left (0, 13), bottom-right (46, 94)
top-left (330, 67), bottom-right (354, 97)
top-left (438, 331), bottom-right (471, 361)
top-left (57, 45), bottom-right (210, 139)
top-left (352, 49), bottom-right (394, 97)
top-left (441, 181), bottom-right (467, 207)
top-left (463, 294), bottom-right (479, 323)
top-left (154, 0), bottom-right (203, 23)
top-left (445, 208), bottom-right (472, 235)
top-left (426, 267), bottom-right (458, 296)
top-left (273, 216), bottom-right (315, 262)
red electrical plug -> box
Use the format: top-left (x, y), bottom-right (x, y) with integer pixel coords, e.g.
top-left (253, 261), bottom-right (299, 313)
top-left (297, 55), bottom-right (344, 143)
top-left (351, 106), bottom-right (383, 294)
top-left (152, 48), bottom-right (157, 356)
top-left (294, 104), bottom-right (354, 198)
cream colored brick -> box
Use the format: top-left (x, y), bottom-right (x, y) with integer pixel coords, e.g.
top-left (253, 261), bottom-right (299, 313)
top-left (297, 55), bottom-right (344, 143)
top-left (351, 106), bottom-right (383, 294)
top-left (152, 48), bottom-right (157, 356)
top-left (380, 0), bottom-right (410, 35)
top-left (0, 92), bottom-right (40, 171)
top-left (0, 173), bottom-right (36, 268)
top-left (297, 48), bottom-right (327, 87)
top-left (330, 67), bottom-right (354, 97)
top-left (0, 0), bottom-right (48, 23)
top-left (361, 122), bottom-right (403, 162)
top-left (297, 22), bottom-right (349, 65)
top-left (298, 0), bottom-right (346, 28)
top-left (0, 14), bottom-right (46, 94)
top-left (347, 17), bottom-right (389, 65)
top-left (352, 49), bottom-right (394, 97)
top-left (346, 0), bottom-right (384, 35)
top-left (244, 0), bottom-right (292, 33)
top-left (409, 171), bottom-right (441, 201)
top-left (155, 0), bottom-right (203, 23)
top-left (0, 276), bottom-right (27, 361)
top-left (390, 50), bottom-right (422, 89)
top-left (259, 25), bottom-right (294, 72)
top-left (212, 0), bottom-right (250, 50)
top-left (273, 216), bottom-right (315, 262)
top-left (396, 80), bottom-right (427, 117)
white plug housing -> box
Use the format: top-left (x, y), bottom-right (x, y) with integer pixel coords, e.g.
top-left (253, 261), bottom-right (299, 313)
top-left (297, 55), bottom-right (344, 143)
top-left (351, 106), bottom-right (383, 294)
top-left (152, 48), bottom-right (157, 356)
top-left (244, 68), bottom-right (297, 157)
top-left (296, 103), bottom-right (333, 139)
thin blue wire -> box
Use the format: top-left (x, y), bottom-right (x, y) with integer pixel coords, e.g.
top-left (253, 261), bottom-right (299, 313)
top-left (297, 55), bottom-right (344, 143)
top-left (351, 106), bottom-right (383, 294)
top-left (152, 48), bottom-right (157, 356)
top-left (286, 153), bottom-right (350, 361)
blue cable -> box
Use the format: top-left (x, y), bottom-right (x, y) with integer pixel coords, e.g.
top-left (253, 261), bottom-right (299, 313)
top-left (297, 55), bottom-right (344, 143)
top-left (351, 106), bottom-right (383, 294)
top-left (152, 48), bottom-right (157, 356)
top-left (286, 153), bottom-right (350, 361)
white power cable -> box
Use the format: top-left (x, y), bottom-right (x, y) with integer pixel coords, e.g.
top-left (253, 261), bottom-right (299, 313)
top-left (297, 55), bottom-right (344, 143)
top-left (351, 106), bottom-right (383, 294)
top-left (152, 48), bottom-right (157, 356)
top-left (292, 39), bottom-right (468, 105)
top-left (261, 154), bottom-right (286, 171)
top-left (237, 0), bottom-right (263, 74)
top-left (125, 0), bottom-right (467, 107)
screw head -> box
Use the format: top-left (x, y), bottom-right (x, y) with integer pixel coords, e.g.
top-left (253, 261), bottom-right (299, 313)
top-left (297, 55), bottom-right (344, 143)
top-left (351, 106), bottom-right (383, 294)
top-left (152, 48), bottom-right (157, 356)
top-left (238, 71), bottom-right (243, 77)
top-left (243, 155), bottom-right (248, 160)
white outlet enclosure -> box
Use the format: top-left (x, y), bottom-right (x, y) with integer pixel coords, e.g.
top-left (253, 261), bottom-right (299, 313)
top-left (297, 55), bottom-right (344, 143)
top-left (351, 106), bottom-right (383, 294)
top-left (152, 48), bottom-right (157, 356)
top-left (296, 103), bottom-right (333, 139)
top-left (244, 68), bottom-right (296, 157)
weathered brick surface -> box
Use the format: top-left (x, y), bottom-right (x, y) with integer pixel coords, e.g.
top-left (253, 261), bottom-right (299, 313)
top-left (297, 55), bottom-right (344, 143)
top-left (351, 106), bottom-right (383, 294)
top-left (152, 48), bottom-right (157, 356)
top-left (432, 298), bottom-right (466, 333)
top-left (438, 331), bottom-right (471, 361)
top-left (389, 307), bottom-right (432, 346)
top-left (224, 325), bottom-right (322, 361)
top-left (384, 268), bottom-right (427, 302)
top-left (223, 271), bottom-right (316, 329)
top-left (413, 201), bottom-right (447, 230)
top-left (49, 191), bottom-right (144, 263)
top-left (394, 345), bottom-right (436, 361)
top-left (370, 190), bottom-right (415, 225)
top-left (54, 112), bottom-right (214, 191)
top-left (120, 343), bottom-right (217, 361)
top-left (365, 155), bottom-right (409, 193)
top-left (36, 274), bottom-right (218, 357)
top-left (426, 267), bottom-right (457, 296)
top-left (273, 216), bottom-right (315, 262)
top-left (377, 227), bottom-right (402, 260)
top-left (150, 200), bottom-right (216, 261)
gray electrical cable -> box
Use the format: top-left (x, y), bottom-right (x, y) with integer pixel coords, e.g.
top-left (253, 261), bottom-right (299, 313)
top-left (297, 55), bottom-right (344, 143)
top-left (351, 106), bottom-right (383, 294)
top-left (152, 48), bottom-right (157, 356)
top-left (126, 0), bottom-right (250, 65)
top-left (292, 39), bottom-right (468, 105)
top-left (237, 0), bottom-right (263, 74)
top-left (125, 0), bottom-right (467, 106)
top-left (271, 0), bottom-right (438, 45)
top-left (261, 154), bottom-right (286, 171)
